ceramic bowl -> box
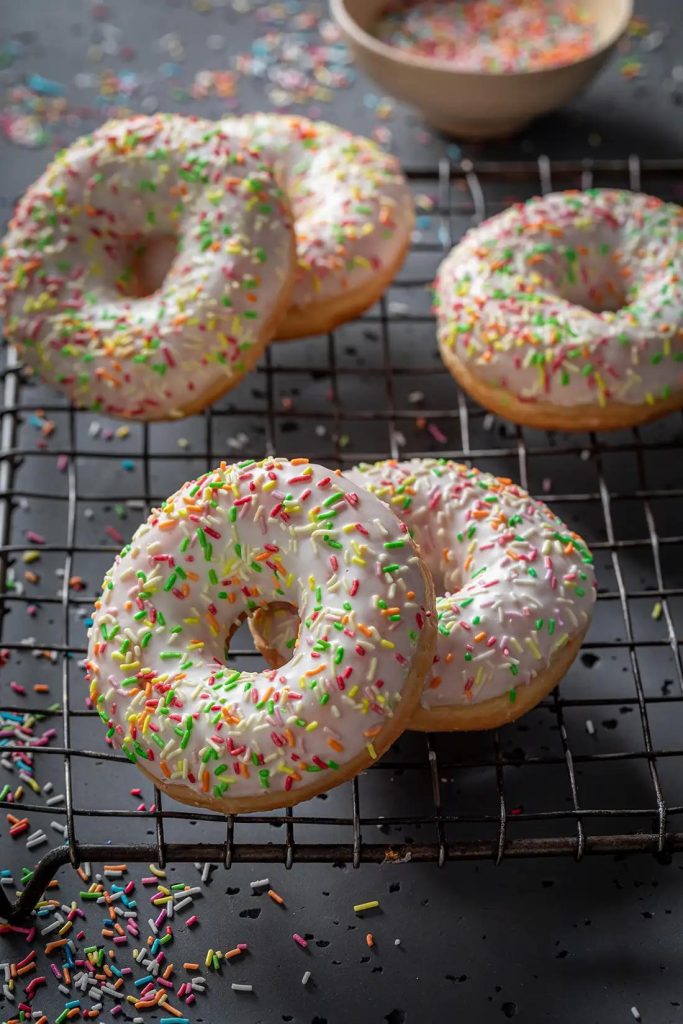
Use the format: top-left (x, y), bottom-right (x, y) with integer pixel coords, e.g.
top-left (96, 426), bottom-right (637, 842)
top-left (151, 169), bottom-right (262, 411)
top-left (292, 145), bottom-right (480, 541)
top-left (331, 0), bottom-right (634, 139)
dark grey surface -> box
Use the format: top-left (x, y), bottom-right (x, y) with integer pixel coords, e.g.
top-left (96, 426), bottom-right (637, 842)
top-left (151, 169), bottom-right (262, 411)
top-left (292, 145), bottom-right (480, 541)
top-left (1, 1), bottom-right (683, 1022)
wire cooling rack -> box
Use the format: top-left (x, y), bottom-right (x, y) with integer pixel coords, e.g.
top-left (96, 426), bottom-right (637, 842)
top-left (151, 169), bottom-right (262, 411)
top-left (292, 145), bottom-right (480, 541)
top-left (1, 155), bottom-right (683, 922)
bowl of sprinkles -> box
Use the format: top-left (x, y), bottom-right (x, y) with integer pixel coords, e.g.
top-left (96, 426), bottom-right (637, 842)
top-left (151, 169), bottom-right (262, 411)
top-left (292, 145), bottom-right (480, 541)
top-left (331, 0), bottom-right (633, 137)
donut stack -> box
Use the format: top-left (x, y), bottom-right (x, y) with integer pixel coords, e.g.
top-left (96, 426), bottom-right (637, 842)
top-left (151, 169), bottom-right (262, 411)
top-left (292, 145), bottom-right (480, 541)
top-left (0, 113), bottom-right (413, 420)
top-left (7, 112), bottom-right (683, 812)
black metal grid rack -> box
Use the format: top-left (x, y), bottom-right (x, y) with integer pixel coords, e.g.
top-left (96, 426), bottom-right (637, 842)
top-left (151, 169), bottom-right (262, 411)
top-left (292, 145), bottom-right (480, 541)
top-left (2, 155), bottom-right (683, 922)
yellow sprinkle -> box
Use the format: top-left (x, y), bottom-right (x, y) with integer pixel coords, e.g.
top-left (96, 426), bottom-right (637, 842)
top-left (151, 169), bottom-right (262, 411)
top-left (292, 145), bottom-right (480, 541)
top-left (652, 601), bottom-right (663, 621)
top-left (353, 900), bottom-right (380, 913)
top-left (366, 743), bottom-right (377, 760)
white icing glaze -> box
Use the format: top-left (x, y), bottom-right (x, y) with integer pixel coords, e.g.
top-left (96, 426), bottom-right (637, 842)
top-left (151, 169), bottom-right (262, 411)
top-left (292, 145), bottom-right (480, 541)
top-left (225, 114), bottom-right (414, 313)
top-left (0, 114), bottom-right (294, 420)
top-left (435, 190), bottom-right (683, 411)
top-left (87, 458), bottom-right (433, 806)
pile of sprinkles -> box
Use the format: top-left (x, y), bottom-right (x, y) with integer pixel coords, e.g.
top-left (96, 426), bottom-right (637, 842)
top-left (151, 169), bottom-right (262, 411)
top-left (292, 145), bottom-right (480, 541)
top-left (435, 189), bottom-right (683, 416)
top-left (0, 839), bottom-right (407, 1024)
top-left (374, 0), bottom-right (597, 72)
top-left (348, 459), bottom-right (596, 717)
top-left (86, 457), bottom-right (433, 809)
top-left (0, 113), bottom-right (294, 420)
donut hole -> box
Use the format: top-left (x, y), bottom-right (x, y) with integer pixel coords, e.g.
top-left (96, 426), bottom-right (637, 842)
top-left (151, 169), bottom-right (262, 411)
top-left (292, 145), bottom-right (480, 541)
top-left (545, 246), bottom-right (628, 314)
top-left (246, 602), bottom-right (301, 670)
top-left (118, 233), bottom-right (178, 298)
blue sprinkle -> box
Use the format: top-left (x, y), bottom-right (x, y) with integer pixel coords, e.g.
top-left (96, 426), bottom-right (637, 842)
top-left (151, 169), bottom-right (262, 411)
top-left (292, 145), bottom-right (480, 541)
top-left (27, 73), bottom-right (65, 96)
top-left (447, 143), bottom-right (462, 161)
top-left (159, 62), bottom-right (183, 78)
top-left (121, 459), bottom-right (135, 472)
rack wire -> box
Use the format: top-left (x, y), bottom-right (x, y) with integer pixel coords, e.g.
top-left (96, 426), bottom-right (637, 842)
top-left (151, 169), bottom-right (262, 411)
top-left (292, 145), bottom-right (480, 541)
top-left (2, 155), bottom-right (683, 922)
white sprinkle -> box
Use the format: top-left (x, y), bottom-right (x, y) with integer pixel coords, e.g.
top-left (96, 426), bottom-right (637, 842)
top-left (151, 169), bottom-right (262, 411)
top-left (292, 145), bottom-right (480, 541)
top-left (585, 719), bottom-right (595, 736)
top-left (231, 983), bottom-right (253, 992)
top-left (250, 878), bottom-right (270, 890)
top-left (394, 938), bottom-right (401, 946)
top-left (41, 915), bottom-right (64, 936)
top-left (631, 1008), bottom-right (642, 1022)
top-left (301, 970), bottom-right (311, 985)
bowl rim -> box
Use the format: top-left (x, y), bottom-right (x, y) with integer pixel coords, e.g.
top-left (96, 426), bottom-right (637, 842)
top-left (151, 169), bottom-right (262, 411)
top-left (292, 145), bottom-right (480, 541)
top-left (330, 0), bottom-right (634, 79)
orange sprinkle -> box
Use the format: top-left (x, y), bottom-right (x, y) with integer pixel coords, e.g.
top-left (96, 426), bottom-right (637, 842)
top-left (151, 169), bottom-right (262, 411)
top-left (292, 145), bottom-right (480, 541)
top-left (158, 1002), bottom-right (184, 1018)
top-left (268, 889), bottom-right (285, 905)
top-left (366, 933), bottom-right (374, 947)
top-left (363, 725), bottom-right (382, 738)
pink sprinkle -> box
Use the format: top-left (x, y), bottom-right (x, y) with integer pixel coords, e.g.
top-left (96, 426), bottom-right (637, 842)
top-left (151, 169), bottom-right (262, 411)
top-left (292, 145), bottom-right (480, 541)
top-left (10, 682), bottom-right (25, 695)
top-left (185, 915), bottom-right (198, 927)
top-left (25, 531), bottom-right (45, 544)
top-left (292, 933), bottom-right (308, 948)
top-left (427, 422), bottom-right (447, 443)
top-left (106, 525), bottom-right (125, 544)
top-left (57, 454), bottom-right (68, 473)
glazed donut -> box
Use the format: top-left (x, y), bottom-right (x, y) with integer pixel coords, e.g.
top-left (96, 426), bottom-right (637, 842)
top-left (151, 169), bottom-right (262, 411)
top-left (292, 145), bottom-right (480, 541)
top-left (252, 458), bottom-right (596, 732)
top-left (86, 457), bottom-right (436, 812)
top-left (0, 114), bottom-right (295, 420)
top-left (435, 189), bottom-right (683, 431)
top-left (226, 114), bottom-right (414, 339)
